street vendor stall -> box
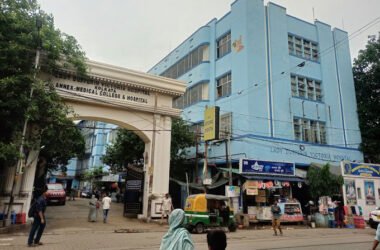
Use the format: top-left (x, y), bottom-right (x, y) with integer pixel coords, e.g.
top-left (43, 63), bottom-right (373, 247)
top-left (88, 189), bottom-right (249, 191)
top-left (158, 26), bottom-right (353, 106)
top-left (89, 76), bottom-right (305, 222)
top-left (239, 159), bottom-right (304, 223)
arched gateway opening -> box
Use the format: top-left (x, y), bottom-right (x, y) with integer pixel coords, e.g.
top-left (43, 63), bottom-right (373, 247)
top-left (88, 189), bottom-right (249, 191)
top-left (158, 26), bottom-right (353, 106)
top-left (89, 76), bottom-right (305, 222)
top-left (48, 60), bottom-right (185, 219)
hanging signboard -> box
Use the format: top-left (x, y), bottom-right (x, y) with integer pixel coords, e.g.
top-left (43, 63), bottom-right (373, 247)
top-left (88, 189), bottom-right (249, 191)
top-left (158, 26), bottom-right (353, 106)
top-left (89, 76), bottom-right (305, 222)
top-left (244, 180), bottom-right (258, 190)
top-left (204, 106), bottom-right (220, 141)
top-left (246, 188), bottom-right (258, 196)
top-left (240, 159), bottom-right (295, 176)
top-left (342, 162), bottom-right (380, 178)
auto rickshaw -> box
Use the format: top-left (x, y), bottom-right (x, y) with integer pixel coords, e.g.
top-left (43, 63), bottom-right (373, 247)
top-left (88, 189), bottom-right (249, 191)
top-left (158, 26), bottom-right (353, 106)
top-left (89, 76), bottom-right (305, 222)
top-left (184, 194), bottom-right (237, 233)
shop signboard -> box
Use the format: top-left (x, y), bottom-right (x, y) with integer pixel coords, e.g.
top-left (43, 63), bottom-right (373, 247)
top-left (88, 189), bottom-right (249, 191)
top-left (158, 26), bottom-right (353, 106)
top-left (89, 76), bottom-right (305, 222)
top-left (240, 159), bottom-right (295, 176)
top-left (246, 188), bottom-right (258, 196)
top-left (364, 180), bottom-right (376, 205)
top-left (225, 185), bottom-right (240, 197)
top-left (101, 174), bottom-right (119, 182)
top-left (244, 180), bottom-right (259, 189)
top-left (345, 179), bottom-right (357, 206)
top-left (342, 162), bottom-right (380, 178)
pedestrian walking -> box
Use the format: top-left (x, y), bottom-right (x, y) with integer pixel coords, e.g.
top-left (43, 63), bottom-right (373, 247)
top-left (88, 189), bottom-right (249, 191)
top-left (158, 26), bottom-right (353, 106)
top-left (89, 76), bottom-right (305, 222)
top-left (102, 193), bottom-right (112, 223)
top-left (161, 193), bottom-right (173, 224)
top-left (159, 209), bottom-right (194, 250)
top-left (372, 223), bottom-right (380, 249)
top-left (70, 186), bottom-right (77, 201)
top-left (88, 195), bottom-right (99, 222)
top-left (207, 230), bottom-right (227, 250)
top-left (27, 185), bottom-right (48, 247)
top-left (334, 201), bottom-right (345, 228)
top-left (271, 200), bottom-right (283, 236)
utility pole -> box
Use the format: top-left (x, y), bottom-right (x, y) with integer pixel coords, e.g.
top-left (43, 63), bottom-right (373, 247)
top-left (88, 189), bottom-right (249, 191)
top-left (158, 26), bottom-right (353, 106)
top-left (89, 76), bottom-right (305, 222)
top-left (202, 141), bottom-right (209, 190)
top-left (194, 127), bottom-right (200, 183)
top-left (227, 132), bottom-right (232, 186)
top-left (3, 14), bottom-right (42, 227)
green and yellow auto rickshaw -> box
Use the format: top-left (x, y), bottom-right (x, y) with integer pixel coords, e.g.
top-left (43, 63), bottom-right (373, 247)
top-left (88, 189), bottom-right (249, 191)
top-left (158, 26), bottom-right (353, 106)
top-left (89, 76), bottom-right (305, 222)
top-left (184, 194), bottom-right (237, 233)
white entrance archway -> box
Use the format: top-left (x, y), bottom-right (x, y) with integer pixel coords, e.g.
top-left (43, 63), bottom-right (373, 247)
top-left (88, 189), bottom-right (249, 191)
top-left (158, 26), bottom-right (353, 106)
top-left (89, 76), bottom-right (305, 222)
top-left (53, 60), bottom-right (185, 218)
top-left (0, 60), bottom-right (185, 220)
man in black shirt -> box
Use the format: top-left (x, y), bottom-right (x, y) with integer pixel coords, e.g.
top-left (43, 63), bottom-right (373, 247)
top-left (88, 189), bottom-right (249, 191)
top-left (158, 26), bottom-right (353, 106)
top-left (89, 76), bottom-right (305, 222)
top-left (27, 185), bottom-right (48, 247)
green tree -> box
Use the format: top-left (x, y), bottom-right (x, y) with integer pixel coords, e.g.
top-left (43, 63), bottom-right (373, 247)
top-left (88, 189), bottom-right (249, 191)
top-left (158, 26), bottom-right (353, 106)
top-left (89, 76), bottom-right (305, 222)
top-left (81, 166), bottom-right (105, 191)
top-left (102, 129), bottom-right (145, 173)
top-left (0, 0), bottom-right (86, 172)
top-left (169, 118), bottom-right (195, 181)
top-left (102, 118), bottom-right (194, 180)
top-left (353, 35), bottom-right (380, 162)
top-left (307, 164), bottom-right (344, 201)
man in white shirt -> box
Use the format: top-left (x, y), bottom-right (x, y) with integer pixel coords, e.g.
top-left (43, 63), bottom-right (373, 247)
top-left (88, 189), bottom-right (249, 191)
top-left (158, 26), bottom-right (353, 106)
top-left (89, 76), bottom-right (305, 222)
top-left (102, 193), bottom-right (112, 223)
top-left (161, 193), bottom-right (173, 224)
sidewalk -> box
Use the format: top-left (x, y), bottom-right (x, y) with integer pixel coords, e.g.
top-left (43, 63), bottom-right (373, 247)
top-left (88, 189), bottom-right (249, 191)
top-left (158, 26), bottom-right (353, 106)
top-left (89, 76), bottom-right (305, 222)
top-left (0, 198), bottom-right (168, 235)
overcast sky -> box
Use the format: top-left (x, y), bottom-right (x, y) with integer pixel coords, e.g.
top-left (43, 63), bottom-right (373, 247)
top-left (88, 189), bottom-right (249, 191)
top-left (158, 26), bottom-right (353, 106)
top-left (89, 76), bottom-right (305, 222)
top-left (38, 0), bottom-right (380, 72)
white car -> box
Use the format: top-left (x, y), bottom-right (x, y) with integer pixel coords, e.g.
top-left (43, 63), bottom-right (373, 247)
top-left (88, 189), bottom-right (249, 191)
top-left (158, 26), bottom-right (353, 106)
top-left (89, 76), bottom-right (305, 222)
top-left (369, 207), bottom-right (380, 229)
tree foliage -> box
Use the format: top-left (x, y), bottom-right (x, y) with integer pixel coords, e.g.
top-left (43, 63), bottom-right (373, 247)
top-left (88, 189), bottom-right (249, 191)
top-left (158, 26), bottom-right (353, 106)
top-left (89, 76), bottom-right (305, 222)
top-left (0, 0), bottom-right (86, 170)
top-left (307, 164), bottom-right (344, 201)
top-left (102, 118), bottom-right (194, 179)
top-left (353, 35), bottom-right (380, 162)
top-left (169, 118), bottom-right (195, 181)
top-left (102, 129), bottom-right (145, 173)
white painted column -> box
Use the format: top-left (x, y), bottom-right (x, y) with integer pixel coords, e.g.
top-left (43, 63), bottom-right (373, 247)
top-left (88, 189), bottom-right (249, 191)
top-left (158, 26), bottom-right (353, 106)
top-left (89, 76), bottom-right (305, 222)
top-left (19, 150), bottom-right (39, 214)
top-left (20, 150), bottom-right (39, 193)
top-left (152, 116), bottom-right (171, 195)
top-left (3, 167), bottom-right (16, 194)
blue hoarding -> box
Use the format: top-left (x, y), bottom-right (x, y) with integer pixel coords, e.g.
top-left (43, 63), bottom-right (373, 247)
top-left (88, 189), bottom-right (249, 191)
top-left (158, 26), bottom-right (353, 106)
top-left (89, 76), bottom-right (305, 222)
top-left (343, 162), bottom-right (380, 178)
top-left (240, 159), bottom-right (295, 176)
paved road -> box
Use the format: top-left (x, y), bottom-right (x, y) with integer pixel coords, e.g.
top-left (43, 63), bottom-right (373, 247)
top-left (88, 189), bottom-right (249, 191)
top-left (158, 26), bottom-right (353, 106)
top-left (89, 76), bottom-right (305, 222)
top-left (0, 199), bottom-right (376, 249)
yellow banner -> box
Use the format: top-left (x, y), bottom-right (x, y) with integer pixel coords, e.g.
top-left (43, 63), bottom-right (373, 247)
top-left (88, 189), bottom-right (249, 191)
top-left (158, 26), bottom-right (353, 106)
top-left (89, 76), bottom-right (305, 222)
top-left (204, 106), bottom-right (219, 141)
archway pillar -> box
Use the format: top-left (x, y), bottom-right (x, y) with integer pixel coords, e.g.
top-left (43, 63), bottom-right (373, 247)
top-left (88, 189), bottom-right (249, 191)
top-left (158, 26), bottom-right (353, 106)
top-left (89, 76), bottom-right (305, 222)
top-left (142, 115), bottom-right (172, 219)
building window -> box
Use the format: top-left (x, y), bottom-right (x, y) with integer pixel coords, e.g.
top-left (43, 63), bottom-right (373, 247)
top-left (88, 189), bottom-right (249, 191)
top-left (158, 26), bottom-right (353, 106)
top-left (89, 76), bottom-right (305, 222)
top-left (290, 75), bottom-right (323, 102)
top-left (216, 73), bottom-right (231, 98)
top-left (172, 82), bottom-right (209, 109)
top-left (315, 82), bottom-right (322, 102)
top-left (297, 76), bottom-right (306, 98)
top-left (303, 40), bottom-right (311, 60)
top-left (294, 119), bottom-right (302, 140)
top-left (219, 113), bottom-right (232, 139)
top-left (293, 118), bottom-right (327, 144)
top-left (288, 34), bottom-right (319, 62)
top-left (161, 44), bottom-right (209, 79)
top-left (108, 129), bottom-right (118, 144)
top-left (217, 32), bottom-right (231, 58)
top-left (288, 35), bottom-right (294, 54)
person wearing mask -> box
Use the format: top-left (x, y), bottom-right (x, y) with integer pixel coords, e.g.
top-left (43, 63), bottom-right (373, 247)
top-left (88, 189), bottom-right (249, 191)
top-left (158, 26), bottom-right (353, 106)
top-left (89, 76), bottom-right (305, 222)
top-left (159, 209), bottom-right (194, 250)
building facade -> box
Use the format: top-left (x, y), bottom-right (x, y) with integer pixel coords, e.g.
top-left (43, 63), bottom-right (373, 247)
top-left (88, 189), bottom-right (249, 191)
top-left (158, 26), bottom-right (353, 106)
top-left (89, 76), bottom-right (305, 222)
top-left (49, 120), bottom-right (118, 189)
top-left (148, 0), bottom-right (363, 172)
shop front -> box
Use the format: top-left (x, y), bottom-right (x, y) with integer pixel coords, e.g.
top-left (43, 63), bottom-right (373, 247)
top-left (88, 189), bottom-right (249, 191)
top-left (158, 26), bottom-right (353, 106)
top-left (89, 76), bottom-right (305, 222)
top-left (341, 161), bottom-right (380, 220)
top-left (239, 159), bottom-right (304, 223)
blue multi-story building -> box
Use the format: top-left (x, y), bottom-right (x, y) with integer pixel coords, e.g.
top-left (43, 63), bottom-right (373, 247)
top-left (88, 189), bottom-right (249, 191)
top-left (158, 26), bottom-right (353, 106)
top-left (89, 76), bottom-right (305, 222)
top-left (148, 0), bottom-right (363, 175)
top-left (49, 120), bottom-right (118, 189)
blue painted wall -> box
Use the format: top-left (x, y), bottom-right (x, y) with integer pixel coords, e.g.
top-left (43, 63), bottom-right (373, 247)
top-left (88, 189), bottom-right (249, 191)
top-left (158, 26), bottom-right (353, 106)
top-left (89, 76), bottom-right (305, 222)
top-left (148, 0), bottom-right (363, 166)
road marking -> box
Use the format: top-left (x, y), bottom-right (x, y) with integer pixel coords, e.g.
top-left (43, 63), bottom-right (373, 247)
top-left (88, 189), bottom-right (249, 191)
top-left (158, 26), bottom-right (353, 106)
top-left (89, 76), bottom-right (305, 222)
top-left (0, 243), bottom-right (11, 246)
